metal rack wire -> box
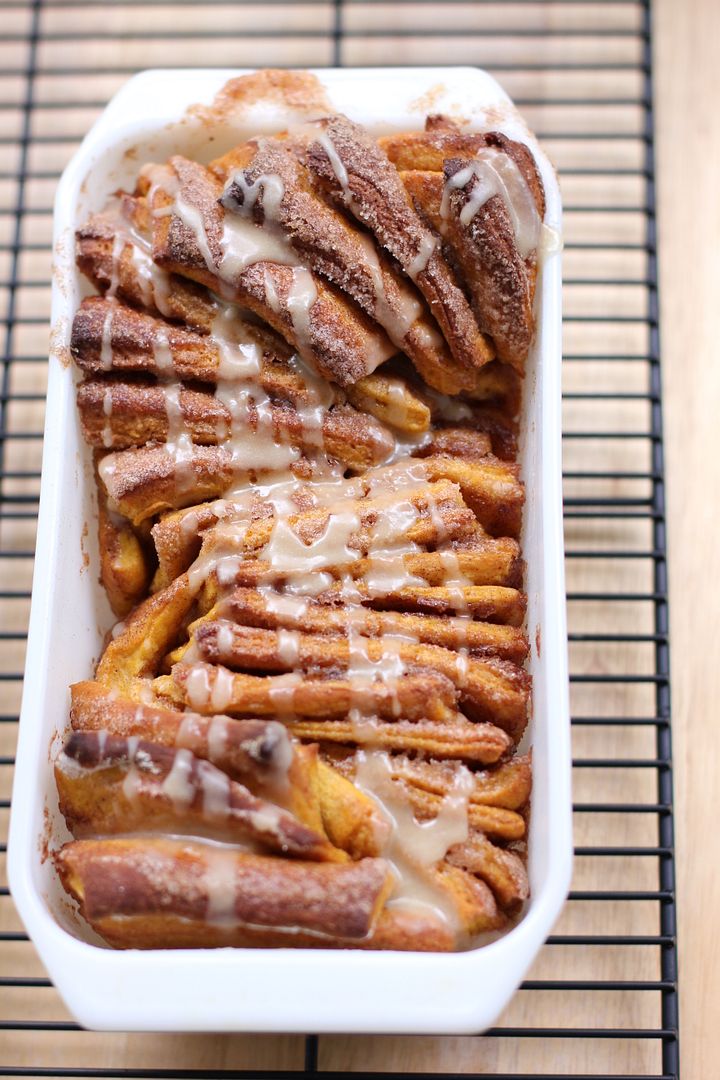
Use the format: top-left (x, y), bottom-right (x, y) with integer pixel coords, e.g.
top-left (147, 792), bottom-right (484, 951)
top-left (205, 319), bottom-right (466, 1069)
top-left (0, 1), bottom-right (678, 1077)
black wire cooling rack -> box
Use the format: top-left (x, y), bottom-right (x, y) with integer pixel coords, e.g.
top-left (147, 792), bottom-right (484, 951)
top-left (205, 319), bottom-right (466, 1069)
top-left (0, 1), bottom-right (678, 1077)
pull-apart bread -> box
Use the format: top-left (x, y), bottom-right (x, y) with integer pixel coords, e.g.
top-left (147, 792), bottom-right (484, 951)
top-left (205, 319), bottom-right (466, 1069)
top-left (58, 71), bottom-right (548, 952)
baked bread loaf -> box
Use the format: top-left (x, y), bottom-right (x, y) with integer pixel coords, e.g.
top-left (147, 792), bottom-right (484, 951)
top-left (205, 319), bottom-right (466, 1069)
top-left (56, 70), bottom-right (548, 952)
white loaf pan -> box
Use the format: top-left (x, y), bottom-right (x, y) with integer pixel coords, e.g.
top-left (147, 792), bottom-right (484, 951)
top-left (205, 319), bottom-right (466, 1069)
top-left (8, 67), bottom-right (571, 1034)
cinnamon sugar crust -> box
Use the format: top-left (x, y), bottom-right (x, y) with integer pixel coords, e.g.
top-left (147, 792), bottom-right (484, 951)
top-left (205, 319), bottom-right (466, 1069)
top-left (56, 77), bottom-right (546, 951)
top-left (145, 156), bottom-right (396, 387)
top-left (213, 137), bottom-right (469, 394)
top-left (55, 838), bottom-right (392, 940)
top-left (77, 378), bottom-right (394, 471)
top-left (294, 115), bottom-right (496, 372)
top-left (381, 119), bottom-right (546, 372)
top-left (191, 69), bottom-right (333, 125)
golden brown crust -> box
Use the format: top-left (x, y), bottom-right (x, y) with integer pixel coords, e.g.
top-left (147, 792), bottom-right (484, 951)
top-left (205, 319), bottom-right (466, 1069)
top-left (145, 156), bottom-right (396, 387)
top-left (318, 582), bottom-right (527, 624)
top-left (70, 295), bottom-right (314, 387)
top-left (71, 296), bottom-right (231, 382)
top-left (436, 407), bottom-right (519, 461)
top-left (420, 454), bottom-right (524, 537)
top-left (55, 838), bottom-right (394, 941)
top-left (288, 717), bottom-right (512, 765)
top-left (100, 451), bottom-right (480, 530)
top-left (76, 202), bottom-right (216, 332)
top-left (189, 621), bottom-right (529, 735)
top-left (399, 168), bottom-right (445, 233)
top-left (164, 661), bottom-right (459, 723)
top-left (70, 680), bottom-right (295, 784)
top-left (421, 426), bottom-right (492, 460)
top-left (443, 154), bottom-right (535, 374)
top-left (388, 752), bottom-right (532, 810)
top-left (150, 502), bottom-right (226, 590)
top-left (311, 760), bottom-right (388, 859)
top-left (100, 443), bottom-right (520, 538)
top-left (95, 463), bottom-right (150, 618)
top-left (77, 378), bottom-right (394, 472)
top-left (60, 95), bottom-right (540, 952)
top-left (95, 571), bottom-right (197, 687)
top-left (201, 544), bottom-right (521, 593)
top-left (71, 852), bottom-right (505, 952)
top-left (294, 115), bottom-right (495, 372)
top-left (56, 732), bottom-right (342, 861)
top-left (454, 360), bottom-right (522, 412)
top-left (99, 444), bottom-right (239, 524)
top-left (447, 833), bottom-right (529, 913)
top-left (161, 540), bottom-right (524, 600)
top-left (380, 121), bottom-right (546, 372)
top-left (146, 491), bottom-right (522, 596)
top-left (406, 786), bottom-right (526, 842)
top-left (47, 908), bottom-right (459, 951)
top-left (212, 139), bottom-right (451, 381)
top-left (345, 371), bottom-right (431, 434)
top-left (381, 124), bottom-right (544, 208)
top-left (219, 587), bottom-right (529, 662)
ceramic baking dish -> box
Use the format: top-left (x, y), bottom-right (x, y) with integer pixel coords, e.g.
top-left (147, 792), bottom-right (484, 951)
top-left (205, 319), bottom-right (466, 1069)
top-left (8, 66), bottom-right (571, 1034)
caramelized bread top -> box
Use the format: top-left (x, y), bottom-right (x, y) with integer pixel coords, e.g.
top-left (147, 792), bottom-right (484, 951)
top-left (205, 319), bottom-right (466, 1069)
top-left (59, 75), bottom-right (544, 952)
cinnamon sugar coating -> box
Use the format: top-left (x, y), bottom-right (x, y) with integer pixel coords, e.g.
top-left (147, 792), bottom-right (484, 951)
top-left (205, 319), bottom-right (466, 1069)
top-left (55, 72), bottom-right (548, 951)
top-left (381, 118), bottom-right (546, 372)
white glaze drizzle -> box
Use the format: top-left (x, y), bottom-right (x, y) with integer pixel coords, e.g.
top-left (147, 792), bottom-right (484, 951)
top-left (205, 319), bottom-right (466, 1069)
top-left (225, 153), bottom-right (419, 350)
top-left (185, 664), bottom-right (212, 710)
top-left (267, 671), bottom-right (302, 717)
top-left (209, 664), bottom-right (236, 713)
top-left (218, 213), bottom-right (297, 279)
top-left (106, 232), bottom-right (125, 298)
top-left (161, 747), bottom-right (196, 811)
top-left (203, 849), bottom-right (239, 925)
top-left (119, 735), bottom-right (142, 802)
top-left (196, 759), bottom-right (232, 819)
top-left (99, 308), bottom-right (114, 371)
top-left (407, 233), bottom-right (437, 280)
top-left (276, 627), bottom-right (302, 667)
top-left (356, 233), bottom-right (421, 344)
top-left (440, 146), bottom-right (540, 259)
top-left (354, 750), bottom-right (474, 926)
top-left (315, 129), bottom-right (352, 205)
top-left (152, 327), bottom-right (174, 374)
top-left (224, 167), bottom-right (286, 222)
top-left (260, 509), bottom-right (361, 573)
top-left (207, 715), bottom-right (230, 763)
top-left (162, 382), bottom-right (195, 493)
top-left (101, 387), bottom-right (114, 448)
top-left (285, 266), bottom-right (318, 354)
top-left (210, 306), bottom-right (264, 380)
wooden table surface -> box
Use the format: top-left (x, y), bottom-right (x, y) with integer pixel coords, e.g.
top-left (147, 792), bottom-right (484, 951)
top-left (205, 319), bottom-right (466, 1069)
top-left (655, 1), bottom-right (720, 1075)
top-left (0, 1), bottom-right (716, 1076)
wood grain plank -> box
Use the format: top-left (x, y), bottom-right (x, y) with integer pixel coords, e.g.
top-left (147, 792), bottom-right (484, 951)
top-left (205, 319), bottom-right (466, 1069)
top-left (654, 1), bottom-right (720, 1076)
